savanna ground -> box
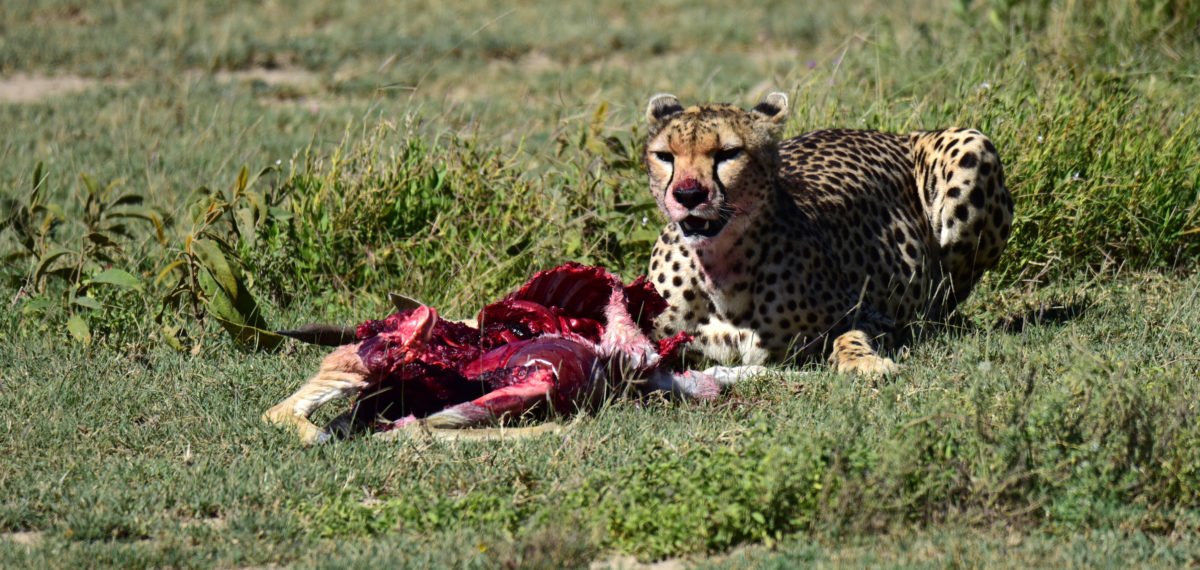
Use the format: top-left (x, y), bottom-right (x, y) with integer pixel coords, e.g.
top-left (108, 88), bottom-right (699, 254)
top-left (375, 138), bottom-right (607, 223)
top-left (2, 0), bottom-right (1199, 567)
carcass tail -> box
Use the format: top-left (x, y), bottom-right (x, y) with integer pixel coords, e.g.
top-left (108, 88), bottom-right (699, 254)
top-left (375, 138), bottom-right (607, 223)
top-left (276, 323), bottom-right (358, 346)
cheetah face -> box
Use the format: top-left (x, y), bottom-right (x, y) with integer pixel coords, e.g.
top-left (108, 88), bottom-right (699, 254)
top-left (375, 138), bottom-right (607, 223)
top-left (644, 92), bottom-right (788, 245)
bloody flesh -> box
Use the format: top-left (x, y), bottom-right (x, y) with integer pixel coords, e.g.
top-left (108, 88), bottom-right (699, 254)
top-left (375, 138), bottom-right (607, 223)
top-left (347, 263), bottom-right (695, 428)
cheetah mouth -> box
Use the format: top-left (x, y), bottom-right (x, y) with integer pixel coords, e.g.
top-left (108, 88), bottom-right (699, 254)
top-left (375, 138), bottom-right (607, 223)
top-left (678, 215), bottom-right (728, 238)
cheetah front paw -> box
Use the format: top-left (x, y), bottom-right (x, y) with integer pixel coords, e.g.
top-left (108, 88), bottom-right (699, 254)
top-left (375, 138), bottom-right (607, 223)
top-left (833, 353), bottom-right (899, 377)
top-left (829, 330), bottom-right (900, 378)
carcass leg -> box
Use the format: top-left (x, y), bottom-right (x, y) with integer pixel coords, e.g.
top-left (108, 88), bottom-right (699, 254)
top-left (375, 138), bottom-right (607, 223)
top-left (641, 365), bottom-right (770, 399)
top-left (371, 371), bottom-right (563, 441)
top-left (701, 365), bottom-right (771, 387)
top-left (642, 368), bottom-right (720, 400)
top-left (423, 370), bottom-right (556, 429)
top-left (262, 345), bottom-right (370, 444)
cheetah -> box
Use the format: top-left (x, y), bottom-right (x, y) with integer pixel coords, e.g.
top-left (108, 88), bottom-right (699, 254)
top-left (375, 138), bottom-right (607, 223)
top-left (644, 92), bottom-right (1013, 375)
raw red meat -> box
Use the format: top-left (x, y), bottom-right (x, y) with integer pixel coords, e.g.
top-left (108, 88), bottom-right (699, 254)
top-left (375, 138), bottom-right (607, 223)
top-left (339, 263), bottom-right (711, 431)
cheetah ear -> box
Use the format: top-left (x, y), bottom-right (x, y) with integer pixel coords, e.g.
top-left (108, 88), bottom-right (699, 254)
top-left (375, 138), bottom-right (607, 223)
top-left (646, 93), bottom-right (684, 127)
top-left (751, 92), bottom-right (789, 124)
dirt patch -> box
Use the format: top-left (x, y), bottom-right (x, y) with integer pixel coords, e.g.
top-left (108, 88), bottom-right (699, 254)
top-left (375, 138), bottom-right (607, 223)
top-left (0, 74), bottom-right (100, 103)
top-left (212, 67), bottom-right (326, 109)
top-left (1, 531), bottom-right (44, 547)
top-left (260, 96), bottom-right (329, 113)
top-left (215, 68), bottom-right (319, 88)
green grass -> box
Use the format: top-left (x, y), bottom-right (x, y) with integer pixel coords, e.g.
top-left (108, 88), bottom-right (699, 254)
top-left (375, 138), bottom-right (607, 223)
top-left (2, 274), bottom-right (1199, 567)
top-left (2, 0), bottom-right (1200, 566)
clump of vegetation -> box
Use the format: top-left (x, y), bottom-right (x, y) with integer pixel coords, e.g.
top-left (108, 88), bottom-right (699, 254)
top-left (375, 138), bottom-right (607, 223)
top-left (246, 112), bottom-right (651, 314)
top-left (2, 163), bottom-right (164, 345)
top-left (983, 82), bottom-right (1200, 282)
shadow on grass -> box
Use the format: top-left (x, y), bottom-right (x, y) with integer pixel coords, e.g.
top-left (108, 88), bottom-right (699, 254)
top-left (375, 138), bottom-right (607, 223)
top-left (992, 299), bottom-right (1091, 333)
top-left (897, 294), bottom-right (1092, 353)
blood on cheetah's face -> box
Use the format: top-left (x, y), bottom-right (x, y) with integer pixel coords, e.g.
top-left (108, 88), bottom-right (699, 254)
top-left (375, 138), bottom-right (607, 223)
top-left (643, 92), bottom-right (788, 246)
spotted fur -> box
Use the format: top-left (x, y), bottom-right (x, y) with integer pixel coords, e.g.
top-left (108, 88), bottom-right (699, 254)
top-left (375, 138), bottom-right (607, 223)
top-left (643, 92), bottom-right (1013, 375)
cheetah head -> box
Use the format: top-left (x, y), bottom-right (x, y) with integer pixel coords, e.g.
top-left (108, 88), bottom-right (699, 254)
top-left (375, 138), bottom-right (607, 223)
top-left (644, 92), bottom-right (788, 245)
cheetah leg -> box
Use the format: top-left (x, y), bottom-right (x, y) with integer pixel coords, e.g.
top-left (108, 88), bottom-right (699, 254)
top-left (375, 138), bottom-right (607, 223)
top-left (910, 129), bottom-right (1013, 316)
top-left (262, 345), bottom-right (370, 445)
top-left (691, 321), bottom-right (770, 365)
top-left (828, 330), bottom-right (898, 377)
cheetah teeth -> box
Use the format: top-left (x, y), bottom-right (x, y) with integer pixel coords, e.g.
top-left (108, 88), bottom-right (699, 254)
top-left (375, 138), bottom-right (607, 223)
top-left (681, 217), bottom-right (726, 237)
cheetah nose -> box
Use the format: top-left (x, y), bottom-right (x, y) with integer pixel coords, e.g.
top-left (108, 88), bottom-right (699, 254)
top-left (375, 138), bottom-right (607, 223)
top-left (672, 183), bottom-right (708, 210)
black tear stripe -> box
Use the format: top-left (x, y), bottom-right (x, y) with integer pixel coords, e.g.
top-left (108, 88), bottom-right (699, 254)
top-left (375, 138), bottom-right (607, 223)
top-left (660, 133), bottom-right (676, 194)
top-left (712, 159), bottom-right (727, 202)
top-left (711, 133), bottom-right (722, 197)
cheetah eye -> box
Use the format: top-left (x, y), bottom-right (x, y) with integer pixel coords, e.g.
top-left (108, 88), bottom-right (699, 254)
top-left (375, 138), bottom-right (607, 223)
top-left (652, 151), bottom-right (674, 164)
top-left (715, 147), bottom-right (743, 163)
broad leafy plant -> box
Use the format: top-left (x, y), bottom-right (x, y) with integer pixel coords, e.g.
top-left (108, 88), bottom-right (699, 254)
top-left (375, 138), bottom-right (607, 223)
top-left (156, 166), bottom-right (285, 352)
top-left (2, 162), bottom-right (163, 344)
